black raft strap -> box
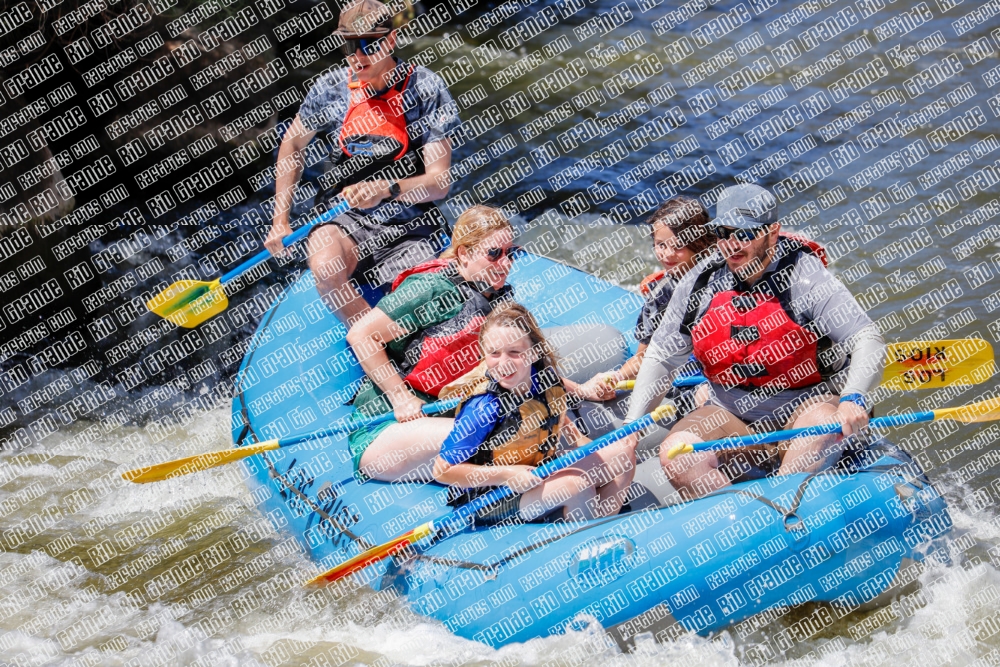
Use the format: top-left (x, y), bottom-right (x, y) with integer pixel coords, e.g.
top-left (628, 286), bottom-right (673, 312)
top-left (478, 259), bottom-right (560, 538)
top-left (731, 325), bottom-right (761, 344)
top-left (680, 259), bottom-right (726, 337)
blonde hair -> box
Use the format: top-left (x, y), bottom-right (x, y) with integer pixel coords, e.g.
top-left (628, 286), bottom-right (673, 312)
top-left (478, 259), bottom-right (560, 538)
top-left (440, 205), bottom-right (513, 260)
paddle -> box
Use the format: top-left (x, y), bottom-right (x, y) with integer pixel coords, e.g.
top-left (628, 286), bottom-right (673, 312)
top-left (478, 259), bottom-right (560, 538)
top-left (306, 403), bottom-right (678, 586)
top-left (668, 339), bottom-right (994, 390)
top-left (121, 397), bottom-right (461, 484)
top-left (666, 396), bottom-right (1000, 459)
top-left (146, 199), bottom-right (352, 328)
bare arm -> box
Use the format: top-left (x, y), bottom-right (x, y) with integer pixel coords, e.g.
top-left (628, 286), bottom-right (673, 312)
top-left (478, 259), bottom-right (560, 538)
top-left (433, 457), bottom-right (539, 492)
top-left (346, 307), bottom-right (425, 421)
top-left (265, 115), bottom-right (317, 256)
top-left (342, 138), bottom-right (454, 209)
top-left (432, 414), bottom-right (590, 493)
top-left (575, 343), bottom-right (648, 402)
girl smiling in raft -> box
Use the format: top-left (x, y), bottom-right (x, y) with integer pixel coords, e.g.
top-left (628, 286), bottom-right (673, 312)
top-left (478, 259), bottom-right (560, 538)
top-left (346, 205), bottom-right (519, 484)
top-left (432, 303), bottom-right (634, 522)
top-left (583, 196), bottom-right (716, 402)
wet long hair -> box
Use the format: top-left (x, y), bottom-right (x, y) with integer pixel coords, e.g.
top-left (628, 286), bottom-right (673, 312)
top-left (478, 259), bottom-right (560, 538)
top-left (440, 205), bottom-right (513, 260)
top-left (648, 196), bottom-right (715, 253)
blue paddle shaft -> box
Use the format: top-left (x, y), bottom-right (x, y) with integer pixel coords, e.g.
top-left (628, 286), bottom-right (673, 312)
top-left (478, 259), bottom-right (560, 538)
top-left (274, 397), bottom-right (461, 449)
top-left (693, 410), bottom-right (937, 453)
top-left (220, 200), bottom-right (351, 284)
top-left (674, 374), bottom-right (707, 388)
top-left (439, 411), bottom-right (657, 531)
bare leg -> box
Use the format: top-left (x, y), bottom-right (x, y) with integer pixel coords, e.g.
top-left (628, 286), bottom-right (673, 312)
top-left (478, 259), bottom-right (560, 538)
top-left (358, 418), bottom-right (454, 483)
top-left (307, 225), bottom-right (370, 327)
top-left (778, 396), bottom-right (843, 475)
top-left (658, 406), bottom-right (754, 500)
top-left (519, 470), bottom-right (596, 521)
top-left (659, 435), bottom-right (729, 500)
top-left (572, 441), bottom-right (636, 518)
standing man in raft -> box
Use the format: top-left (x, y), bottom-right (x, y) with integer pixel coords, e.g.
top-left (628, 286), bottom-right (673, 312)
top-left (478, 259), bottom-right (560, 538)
top-left (265, 0), bottom-right (461, 325)
top-left (624, 184), bottom-right (886, 500)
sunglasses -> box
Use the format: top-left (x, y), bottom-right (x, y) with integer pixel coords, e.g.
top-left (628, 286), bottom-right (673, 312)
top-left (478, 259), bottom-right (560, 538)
top-left (712, 225), bottom-right (770, 243)
top-left (484, 245), bottom-right (523, 262)
top-left (340, 37), bottom-right (385, 57)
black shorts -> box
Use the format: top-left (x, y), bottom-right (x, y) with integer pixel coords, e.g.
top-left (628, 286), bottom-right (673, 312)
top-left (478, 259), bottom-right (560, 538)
top-left (312, 203), bottom-right (448, 287)
top-left (449, 488), bottom-right (564, 526)
top-left (716, 445), bottom-right (781, 483)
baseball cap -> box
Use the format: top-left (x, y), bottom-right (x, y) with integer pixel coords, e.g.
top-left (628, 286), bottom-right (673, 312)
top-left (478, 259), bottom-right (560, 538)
top-left (334, 0), bottom-right (395, 37)
top-left (711, 183), bottom-right (778, 229)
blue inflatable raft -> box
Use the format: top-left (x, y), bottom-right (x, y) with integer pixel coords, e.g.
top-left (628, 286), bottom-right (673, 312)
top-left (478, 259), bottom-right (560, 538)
top-left (231, 252), bottom-right (951, 649)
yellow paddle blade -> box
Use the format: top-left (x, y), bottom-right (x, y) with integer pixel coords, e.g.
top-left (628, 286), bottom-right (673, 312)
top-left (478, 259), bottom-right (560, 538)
top-left (146, 279), bottom-right (227, 328)
top-left (933, 396), bottom-right (1000, 424)
top-left (307, 522), bottom-right (435, 587)
top-left (883, 339), bottom-right (994, 391)
top-left (615, 380), bottom-right (635, 391)
top-left (121, 440), bottom-right (280, 483)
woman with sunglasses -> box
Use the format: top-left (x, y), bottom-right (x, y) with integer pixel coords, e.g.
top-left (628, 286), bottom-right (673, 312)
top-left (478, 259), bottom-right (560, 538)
top-left (623, 184), bottom-right (885, 500)
top-left (264, 0), bottom-right (461, 325)
top-left (346, 206), bottom-right (525, 483)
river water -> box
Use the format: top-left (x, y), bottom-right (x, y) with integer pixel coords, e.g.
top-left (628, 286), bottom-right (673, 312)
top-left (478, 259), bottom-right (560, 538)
top-left (3, 0), bottom-right (1000, 664)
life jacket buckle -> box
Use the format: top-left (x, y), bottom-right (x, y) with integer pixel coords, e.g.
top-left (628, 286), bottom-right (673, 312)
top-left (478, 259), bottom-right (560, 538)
top-left (731, 294), bottom-right (758, 313)
top-left (731, 363), bottom-right (768, 379)
top-left (730, 325), bottom-right (760, 344)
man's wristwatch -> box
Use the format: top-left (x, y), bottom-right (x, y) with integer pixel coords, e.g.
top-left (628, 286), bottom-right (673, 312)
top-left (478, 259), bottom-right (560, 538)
top-left (387, 181), bottom-right (401, 200)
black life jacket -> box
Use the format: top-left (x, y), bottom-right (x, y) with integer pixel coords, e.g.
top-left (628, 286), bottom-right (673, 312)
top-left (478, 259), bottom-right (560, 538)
top-left (635, 272), bottom-right (676, 345)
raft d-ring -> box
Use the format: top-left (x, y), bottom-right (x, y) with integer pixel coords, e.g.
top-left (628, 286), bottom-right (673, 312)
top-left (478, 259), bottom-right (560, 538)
top-left (783, 513), bottom-right (806, 532)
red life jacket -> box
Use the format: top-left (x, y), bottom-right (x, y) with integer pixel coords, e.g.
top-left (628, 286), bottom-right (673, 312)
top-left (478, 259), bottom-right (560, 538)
top-left (392, 259), bottom-right (511, 396)
top-left (682, 238), bottom-right (827, 390)
top-left (391, 257), bottom-right (451, 291)
top-left (339, 66), bottom-right (412, 161)
top-left (317, 62), bottom-right (429, 206)
top-left (639, 270), bottom-right (666, 296)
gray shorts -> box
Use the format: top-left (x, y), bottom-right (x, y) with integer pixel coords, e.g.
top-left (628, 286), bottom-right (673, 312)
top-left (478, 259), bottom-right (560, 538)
top-left (708, 379), bottom-right (841, 433)
top-left (313, 204), bottom-right (447, 287)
